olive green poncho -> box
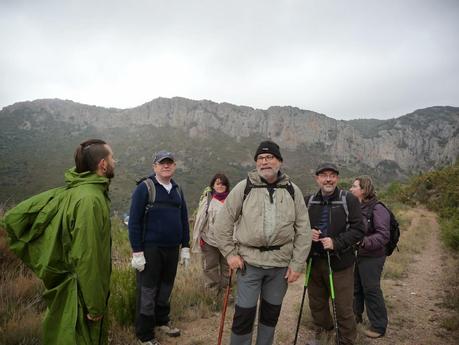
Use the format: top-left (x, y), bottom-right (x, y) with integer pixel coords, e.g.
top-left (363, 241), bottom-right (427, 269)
top-left (2, 168), bottom-right (112, 345)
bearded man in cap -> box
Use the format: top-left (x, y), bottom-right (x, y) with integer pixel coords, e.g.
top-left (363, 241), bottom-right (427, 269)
top-left (305, 163), bottom-right (364, 345)
top-left (215, 140), bottom-right (311, 345)
top-left (128, 150), bottom-right (190, 345)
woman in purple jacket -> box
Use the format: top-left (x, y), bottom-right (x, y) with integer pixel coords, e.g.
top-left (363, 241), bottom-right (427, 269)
top-left (350, 175), bottom-right (389, 339)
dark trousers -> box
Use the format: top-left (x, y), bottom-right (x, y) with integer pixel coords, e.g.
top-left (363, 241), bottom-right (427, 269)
top-left (353, 255), bottom-right (388, 334)
top-left (308, 258), bottom-right (356, 345)
top-left (135, 246), bottom-right (179, 342)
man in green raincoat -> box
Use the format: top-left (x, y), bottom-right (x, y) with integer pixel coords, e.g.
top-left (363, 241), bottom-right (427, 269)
top-left (1, 139), bottom-right (116, 345)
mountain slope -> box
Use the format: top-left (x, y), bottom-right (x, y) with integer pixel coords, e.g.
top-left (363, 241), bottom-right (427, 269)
top-left (1, 98), bottom-right (458, 211)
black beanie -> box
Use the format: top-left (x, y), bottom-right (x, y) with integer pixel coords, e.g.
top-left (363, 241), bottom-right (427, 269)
top-left (254, 140), bottom-right (283, 161)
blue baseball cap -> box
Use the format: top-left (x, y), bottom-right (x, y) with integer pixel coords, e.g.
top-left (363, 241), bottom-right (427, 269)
top-left (153, 150), bottom-right (175, 164)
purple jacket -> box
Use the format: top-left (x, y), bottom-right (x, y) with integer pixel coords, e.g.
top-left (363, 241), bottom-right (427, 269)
top-left (358, 198), bottom-right (390, 257)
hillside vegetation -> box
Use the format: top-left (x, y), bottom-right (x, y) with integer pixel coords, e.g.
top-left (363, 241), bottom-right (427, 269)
top-left (382, 160), bottom-right (459, 251)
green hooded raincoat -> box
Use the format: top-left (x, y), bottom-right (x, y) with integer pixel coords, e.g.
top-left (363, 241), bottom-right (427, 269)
top-left (1, 168), bottom-right (112, 345)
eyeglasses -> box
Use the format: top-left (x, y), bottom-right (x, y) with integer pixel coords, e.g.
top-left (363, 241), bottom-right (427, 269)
top-left (318, 173), bottom-right (338, 179)
top-left (256, 154), bottom-right (276, 162)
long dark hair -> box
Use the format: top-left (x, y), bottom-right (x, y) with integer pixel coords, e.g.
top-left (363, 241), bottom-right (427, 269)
top-left (74, 139), bottom-right (109, 173)
top-left (209, 173), bottom-right (230, 192)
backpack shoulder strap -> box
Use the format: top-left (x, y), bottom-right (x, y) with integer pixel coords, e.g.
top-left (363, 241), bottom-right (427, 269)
top-left (340, 190), bottom-right (349, 222)
top-left (175, 183), bottom-right (182, 203)
top-left (205, 190), bottom-right (213, 214)
top-left (285, 181), bottom-right (295, 201)
top-left (143, 178), bottom-right (156, 205)
top-left (243, 177), bottom-right (253, 202)
top-left (330, 190), bottom-right (349, 229)
top-left (307, 194), bottom-right (318, 208)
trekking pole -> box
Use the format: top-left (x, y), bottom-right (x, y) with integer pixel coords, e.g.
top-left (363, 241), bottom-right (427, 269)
top-left (293, 258), bottom-right (312, 345)
top-left (217, 268), bottom-right (233, 345)
top-left (327, 251), bottom-right (340, 345)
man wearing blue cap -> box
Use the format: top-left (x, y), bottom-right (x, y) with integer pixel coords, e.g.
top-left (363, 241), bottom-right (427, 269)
top-left (128, 150), bottom-right (190, 345)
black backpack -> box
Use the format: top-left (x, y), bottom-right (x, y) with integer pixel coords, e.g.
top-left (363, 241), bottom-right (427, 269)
top-left (368, 202), bottom-right (400, 256)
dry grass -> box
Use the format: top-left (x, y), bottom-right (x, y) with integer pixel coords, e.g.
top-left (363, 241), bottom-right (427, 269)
top-left (171, 257), bottom-right (224, 321)
top-left (439, 251), bottom-right (459, 333)
top-left (382, 209), bottom-right (430, 280)
top-left (0, 227), bottom-right (45, 345)
top-left (1, 312), bottom-right (43, 345)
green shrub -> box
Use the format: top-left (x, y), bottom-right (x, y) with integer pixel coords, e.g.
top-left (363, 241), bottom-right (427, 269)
top-left (109, 265), bottom-right (136, 327)
top-left (109, 216), bottom-right (137, 327)
top-left (386, 161), bottom-right (459, 252)
top-left (440, 216), bottom-right (459, 251)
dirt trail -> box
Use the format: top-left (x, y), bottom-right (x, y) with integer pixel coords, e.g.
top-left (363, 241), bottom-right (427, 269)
top-left (367, 208), bottom-right (457, 345)
top-left (159, 207), bottom-right (456, 345)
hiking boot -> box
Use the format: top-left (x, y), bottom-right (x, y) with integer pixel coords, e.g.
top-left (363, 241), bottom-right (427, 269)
top-left (156, 322), bottom-right (181, 337)
top-left (138, 339), bottom-right (161, 345)
top-left (363, 327), bottom-right (384, 338)
top-left (306, 326), bottom-right (332, 345)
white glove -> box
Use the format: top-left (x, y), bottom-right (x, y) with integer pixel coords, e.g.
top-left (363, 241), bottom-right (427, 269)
top-left (180, 247), bottom-right (190, 268)
top-left (131, 252), bottom-right (146, 272)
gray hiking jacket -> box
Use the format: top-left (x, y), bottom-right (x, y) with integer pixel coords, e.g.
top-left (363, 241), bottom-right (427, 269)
top-left (215, 170), bottom-right (312, 273)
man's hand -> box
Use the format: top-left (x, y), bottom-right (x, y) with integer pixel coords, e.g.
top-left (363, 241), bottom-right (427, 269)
top-left (87, 314), bottom-right (103, 321)
top-left (320, 237), bottom-right (334, 250)
top-left (284, 267), bottom-right (300, 283)
top-left (180, 247), bottom-right (190, 268)
top-left (227, 255), bottom-right (244, 270)
top-left (311, 228), bottom-right (321, 242)
top-left (131, 252), bottom-right (146, 272)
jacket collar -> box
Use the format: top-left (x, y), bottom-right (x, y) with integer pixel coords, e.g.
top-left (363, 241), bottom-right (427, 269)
top-left (149, 174), bottom-right (178, 188)
top-left (248, 169), bottom-right (290, 186)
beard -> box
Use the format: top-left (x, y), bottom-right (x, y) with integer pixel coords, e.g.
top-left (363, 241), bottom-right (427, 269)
top-left (321, 183), bottom-right (336, 195)
top-left (257, 166), bottom-right (280, 182)
top-left (105, 164), bottom-right (115, 179)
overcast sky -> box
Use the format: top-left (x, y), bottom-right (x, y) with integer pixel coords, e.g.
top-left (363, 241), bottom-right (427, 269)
top-left (1, 0), bottom-right (458, 120)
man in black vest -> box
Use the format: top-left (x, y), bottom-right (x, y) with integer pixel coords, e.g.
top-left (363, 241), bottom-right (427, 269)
top-left (306, 163), bottom-right (364, 345)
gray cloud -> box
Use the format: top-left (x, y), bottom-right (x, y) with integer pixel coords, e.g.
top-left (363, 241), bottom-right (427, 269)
top-left (1, 0), bottom-right (458, 119)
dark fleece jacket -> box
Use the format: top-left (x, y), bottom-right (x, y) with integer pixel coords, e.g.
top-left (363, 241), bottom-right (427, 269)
top-left (128, 175), bottom-right (190, 252)
top-left (306, 187), bottom-right (365, 271)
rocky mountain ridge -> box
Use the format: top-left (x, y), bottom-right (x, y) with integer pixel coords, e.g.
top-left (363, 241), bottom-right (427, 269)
top-left (1, 97), bottom-right (458, 211)
top-left (3, 97), bottom-right (458, 172)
